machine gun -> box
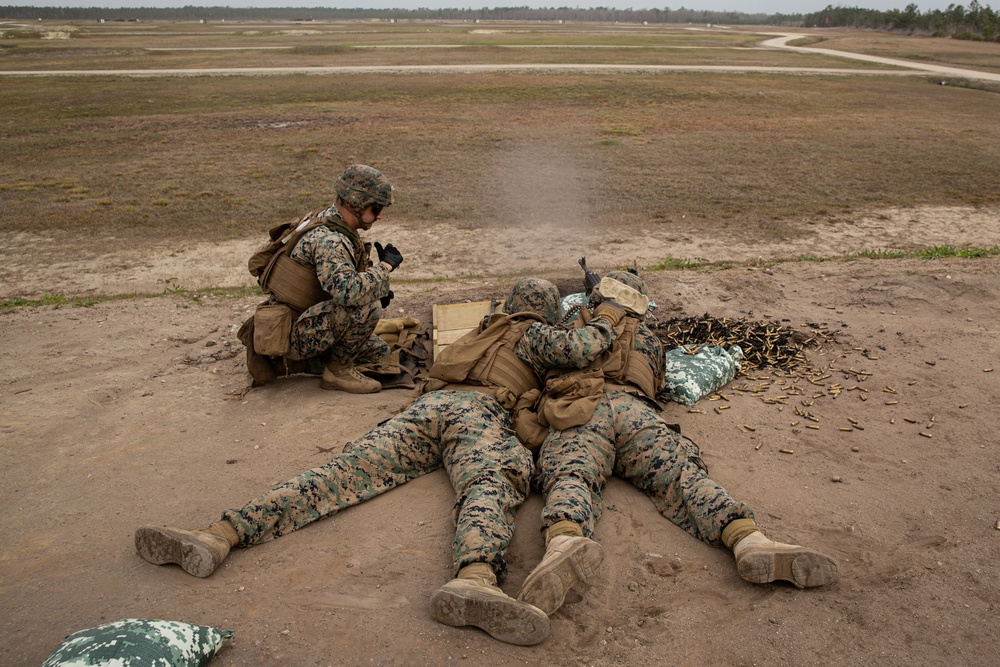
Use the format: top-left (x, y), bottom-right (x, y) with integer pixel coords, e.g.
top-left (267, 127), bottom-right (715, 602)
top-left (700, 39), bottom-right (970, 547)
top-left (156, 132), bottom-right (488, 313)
top-left (579, 257), bottom-right (601, 296)
top-left (580, 257), bottom-right (649, 317)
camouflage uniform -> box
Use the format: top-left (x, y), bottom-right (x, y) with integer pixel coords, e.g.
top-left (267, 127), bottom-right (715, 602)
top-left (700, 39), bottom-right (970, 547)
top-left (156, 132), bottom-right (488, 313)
top-left (535, 272), bottom-right (754, 547)
top-left (223, 279), bottom-right (620, 582)
top-left (281, 206), bottom-right (391, 371)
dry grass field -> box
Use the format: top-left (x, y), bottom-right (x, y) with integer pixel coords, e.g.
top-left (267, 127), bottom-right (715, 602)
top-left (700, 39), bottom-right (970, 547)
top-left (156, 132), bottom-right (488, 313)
top-left (2, 20), bottom-right (1000, 667)
top-left (2, 21), bottom-right (999, 267)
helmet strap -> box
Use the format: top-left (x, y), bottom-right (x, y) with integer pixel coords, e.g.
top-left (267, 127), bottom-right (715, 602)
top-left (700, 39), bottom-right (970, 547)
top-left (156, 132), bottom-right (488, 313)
top-left (334, 197), bottom-right (366, 229)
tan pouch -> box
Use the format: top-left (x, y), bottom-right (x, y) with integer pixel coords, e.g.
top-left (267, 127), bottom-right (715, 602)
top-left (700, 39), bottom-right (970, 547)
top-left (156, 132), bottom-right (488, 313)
top-left (253, 303), bottom-right (293, 356)
top-left (539, 369), bottom-right (605, 430)
top-left (512, 388), bottom-right (548, 450)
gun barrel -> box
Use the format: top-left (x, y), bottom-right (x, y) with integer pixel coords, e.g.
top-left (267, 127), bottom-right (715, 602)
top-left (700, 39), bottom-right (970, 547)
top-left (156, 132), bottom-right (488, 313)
top-left (579, 257), bottom-right (601, 295)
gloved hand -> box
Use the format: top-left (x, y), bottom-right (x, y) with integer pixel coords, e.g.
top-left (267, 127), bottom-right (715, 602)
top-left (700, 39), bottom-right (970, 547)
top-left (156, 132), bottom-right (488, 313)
top-left (380, 290), bottom-right (394, 309)
top-left (593, 277), bottom-right (649, 317)
top-left (593, 300), bottom-right (626, 326)
top-left (374, 242), bottom-right (403, 271)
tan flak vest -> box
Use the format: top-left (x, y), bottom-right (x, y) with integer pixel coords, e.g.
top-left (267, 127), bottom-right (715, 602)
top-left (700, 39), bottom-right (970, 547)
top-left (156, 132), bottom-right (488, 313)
top-left (578, 308), bottom-right (658, 401)
top-left (533, 309), bottom-right (659, 435)
top-left (248, 210), bottom-right (372, 313)
top-left (418, 312), bottom-right (544, 408)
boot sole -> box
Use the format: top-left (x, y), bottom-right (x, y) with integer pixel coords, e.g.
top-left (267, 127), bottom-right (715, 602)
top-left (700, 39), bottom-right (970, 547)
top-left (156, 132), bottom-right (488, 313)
top-left (431, 586), bottom-right (550, 646)
top-left (516, 539), bottom-right (605, 615)
top-left (134, 527), bottom-right (221, 578)
top-left (737, 546), bottom-right (839, 588)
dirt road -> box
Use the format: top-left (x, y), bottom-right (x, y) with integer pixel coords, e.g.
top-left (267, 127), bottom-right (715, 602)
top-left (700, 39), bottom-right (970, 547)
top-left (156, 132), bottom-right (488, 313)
top-left (760, 33), bottom-right (1000, 82)
top-left (3, 30), bottom-right (999, 82)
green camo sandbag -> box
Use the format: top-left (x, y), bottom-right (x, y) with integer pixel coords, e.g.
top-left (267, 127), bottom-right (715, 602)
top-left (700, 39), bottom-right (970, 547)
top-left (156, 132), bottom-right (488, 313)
top-left (659, 344), bottom-right (743, 407)
top-left (41, 619), bottom-right (233, 667)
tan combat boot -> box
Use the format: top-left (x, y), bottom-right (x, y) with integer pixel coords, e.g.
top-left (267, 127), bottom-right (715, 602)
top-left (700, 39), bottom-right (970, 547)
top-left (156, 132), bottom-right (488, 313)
top-left (237, 317), bottom-right (276, 386)
top-left (515, 520), bottom-right (604, 615)
top-left (134, 521), bottom-right (239, 578)
top-left (430, 563), bottom-right (550, 646)
top-left (723, 518), bottom-right (839, 589)
top-left (320, 358), bottom-right (381, 393)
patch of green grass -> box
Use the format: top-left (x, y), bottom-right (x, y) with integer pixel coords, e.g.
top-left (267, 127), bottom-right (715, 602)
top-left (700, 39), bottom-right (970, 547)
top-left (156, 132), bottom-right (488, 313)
top-left (160, 277), bottom-right (184, 293)
top-left (912, 244), bottom-right (1000, 259)
top-left (650, 255), bottom-right (705, 270)
top-left (0, 293), bottom-right (68, 309)
top-left (598, 139), bottom-right (621, 146)
top-left (857, 248), bottom-right (906, 259)
top-left (638, 245), bottom-right (1000, 277)
top-left (0, 285), bottom-right (263, 312)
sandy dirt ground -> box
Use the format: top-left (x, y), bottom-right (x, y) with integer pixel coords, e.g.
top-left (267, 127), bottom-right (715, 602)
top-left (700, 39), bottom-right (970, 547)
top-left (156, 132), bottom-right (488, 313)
top-left (2, 206), bottom-right (999, 666)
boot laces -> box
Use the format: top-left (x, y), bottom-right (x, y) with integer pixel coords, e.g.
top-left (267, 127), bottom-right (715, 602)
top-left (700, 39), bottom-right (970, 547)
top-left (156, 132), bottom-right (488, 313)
top-left (345, 365), bottom-right (368, 381)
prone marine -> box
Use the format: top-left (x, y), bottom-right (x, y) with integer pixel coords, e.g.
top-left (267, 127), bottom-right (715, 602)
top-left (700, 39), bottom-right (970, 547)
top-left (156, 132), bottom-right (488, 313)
top-left (136, 277), bottom-right (631, 646)
top-left (514, 271), bottom-right (839, 619)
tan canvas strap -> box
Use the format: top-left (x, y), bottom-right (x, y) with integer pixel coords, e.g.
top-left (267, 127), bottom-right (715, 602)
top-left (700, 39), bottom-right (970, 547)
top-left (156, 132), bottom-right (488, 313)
top-left (249, 213), bottom-right (322, 280)
top-left (435, 383), bottom-right (499, 400)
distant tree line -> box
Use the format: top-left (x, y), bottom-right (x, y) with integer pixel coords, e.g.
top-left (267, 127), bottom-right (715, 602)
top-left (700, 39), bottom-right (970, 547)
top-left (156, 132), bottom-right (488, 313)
top-left (0, 5), bottom-right (799, 27)
top-left (805, 2), bottom-right (997, 40)
top-left (1, 3), bottom-right (996, 40)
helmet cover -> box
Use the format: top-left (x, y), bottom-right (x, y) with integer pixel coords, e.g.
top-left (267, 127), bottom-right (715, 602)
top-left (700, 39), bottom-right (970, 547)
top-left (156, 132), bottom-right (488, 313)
top-left (503, 278), bottom-right (562, 325)
top-left (335, 164), bottom-right (393, 212)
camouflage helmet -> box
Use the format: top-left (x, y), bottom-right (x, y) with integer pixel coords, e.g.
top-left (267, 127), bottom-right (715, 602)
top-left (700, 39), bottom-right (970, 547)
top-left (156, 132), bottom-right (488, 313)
top-left (335, 164), bottom-right (393, 212)
top-left (605, 270), bottom-right (648, 296)
top-left (503, 278), bottom-right (562, 325)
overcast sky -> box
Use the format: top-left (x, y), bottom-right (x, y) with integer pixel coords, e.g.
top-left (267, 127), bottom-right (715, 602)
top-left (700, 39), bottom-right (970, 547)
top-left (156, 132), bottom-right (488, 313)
top-left (5, 1), bottom-right (962, 17)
